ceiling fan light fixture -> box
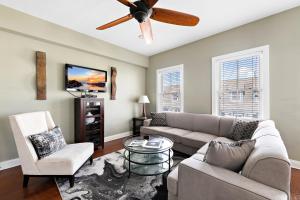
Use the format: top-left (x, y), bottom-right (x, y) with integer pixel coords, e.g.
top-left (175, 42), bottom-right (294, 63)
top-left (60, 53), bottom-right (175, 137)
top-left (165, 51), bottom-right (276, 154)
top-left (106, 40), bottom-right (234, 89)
top-left (97, 0), bottom-right (200, 44)
top-left (139, 19), bottom-right (153, 44)
top-left (134, 11), bottom-right (149, 23)
top-left (138, 34), bottom-right (152, 45)
top-left (145, 37), bottom-right (152, 45)
top-left (130, 1), bottom-right (152, 23)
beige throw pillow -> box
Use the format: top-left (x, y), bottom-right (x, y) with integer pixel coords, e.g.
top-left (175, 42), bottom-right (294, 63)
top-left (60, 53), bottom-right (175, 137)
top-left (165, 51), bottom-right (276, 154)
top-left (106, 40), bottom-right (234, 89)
top-left (204, 139), bottom-right (256, 172)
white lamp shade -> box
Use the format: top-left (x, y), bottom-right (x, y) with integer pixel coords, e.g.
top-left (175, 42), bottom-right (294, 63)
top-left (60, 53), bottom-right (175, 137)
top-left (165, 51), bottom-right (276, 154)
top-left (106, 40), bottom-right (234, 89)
top-left (138, 95), bottom-right (150, 104)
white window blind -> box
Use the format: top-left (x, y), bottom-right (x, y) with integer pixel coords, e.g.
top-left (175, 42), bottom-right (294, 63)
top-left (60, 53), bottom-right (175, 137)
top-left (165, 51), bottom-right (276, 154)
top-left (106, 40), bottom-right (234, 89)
top-left (157, 65), bottom-right (184, 112)
top-left (212, 46), bottom-right (269, 119)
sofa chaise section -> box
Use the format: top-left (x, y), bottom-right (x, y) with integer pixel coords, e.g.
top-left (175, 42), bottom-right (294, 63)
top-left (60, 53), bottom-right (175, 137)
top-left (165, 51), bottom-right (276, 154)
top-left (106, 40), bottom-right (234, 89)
top-left (177, 157), bottom-right (288, 200)
top-left (141, 112), bottom-right (291, 200)
top-left (175, 121), bottom-right (290, 200)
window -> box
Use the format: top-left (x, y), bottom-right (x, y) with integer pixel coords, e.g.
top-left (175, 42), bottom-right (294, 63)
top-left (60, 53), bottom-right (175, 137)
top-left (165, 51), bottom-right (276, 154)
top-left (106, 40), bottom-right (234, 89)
top-left (157, 65), bottom-right (184, 112)
top-left (212, 46), bottom-right (269, 119)
top-left (230, 90), bottom-right (244, 102)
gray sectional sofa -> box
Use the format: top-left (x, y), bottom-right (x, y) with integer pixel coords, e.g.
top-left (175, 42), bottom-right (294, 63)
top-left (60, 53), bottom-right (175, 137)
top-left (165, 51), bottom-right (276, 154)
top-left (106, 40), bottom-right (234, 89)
top-left (141, 112), bottom-right (291, 200)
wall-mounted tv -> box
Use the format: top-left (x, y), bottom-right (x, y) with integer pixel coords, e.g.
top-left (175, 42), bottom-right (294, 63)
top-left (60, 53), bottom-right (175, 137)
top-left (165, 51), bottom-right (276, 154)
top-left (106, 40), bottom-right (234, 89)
top-left (65, 64), bottom-right (107, 92)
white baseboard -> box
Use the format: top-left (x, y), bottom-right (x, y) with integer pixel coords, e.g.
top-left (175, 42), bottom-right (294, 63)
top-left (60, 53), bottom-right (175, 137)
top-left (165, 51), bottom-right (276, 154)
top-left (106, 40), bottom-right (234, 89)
top-left (290, 159), bottom-right (300, 170)
top-left (0, 131), bottom-right (132, 171)
top-left (104, 131), bottom-right (132, 142)
top-left (0, 158), bottom-right (20, 171)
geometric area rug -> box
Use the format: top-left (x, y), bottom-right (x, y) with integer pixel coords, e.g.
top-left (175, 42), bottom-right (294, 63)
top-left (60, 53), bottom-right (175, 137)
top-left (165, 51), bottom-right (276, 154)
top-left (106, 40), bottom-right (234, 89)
top-left (55, 149), bottom-right (187, 200)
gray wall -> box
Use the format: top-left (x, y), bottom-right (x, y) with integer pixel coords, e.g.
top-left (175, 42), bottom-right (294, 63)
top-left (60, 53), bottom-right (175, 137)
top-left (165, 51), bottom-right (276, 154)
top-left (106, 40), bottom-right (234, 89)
top-left (0, 6), bottom-right (147, 162)
top-left (148, 6), bottom-right (300, 160)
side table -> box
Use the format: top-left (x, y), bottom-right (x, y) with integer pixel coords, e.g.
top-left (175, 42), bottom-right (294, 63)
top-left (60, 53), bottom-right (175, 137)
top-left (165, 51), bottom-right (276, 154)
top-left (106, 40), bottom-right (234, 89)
top-left (132, 117), bottom-right (147, 136)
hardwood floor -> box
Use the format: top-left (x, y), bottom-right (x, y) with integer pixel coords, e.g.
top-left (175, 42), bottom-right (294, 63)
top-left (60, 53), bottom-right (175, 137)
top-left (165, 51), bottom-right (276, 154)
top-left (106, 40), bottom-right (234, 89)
top-left (292, 168), bottom-right (300, 200)
top-left (0, 138), bottom-right (299, 200)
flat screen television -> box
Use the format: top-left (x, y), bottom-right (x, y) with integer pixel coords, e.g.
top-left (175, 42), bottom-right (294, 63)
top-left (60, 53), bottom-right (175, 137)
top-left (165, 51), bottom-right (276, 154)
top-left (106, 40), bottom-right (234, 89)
top-left (65, 64), bottom-right (107, 92)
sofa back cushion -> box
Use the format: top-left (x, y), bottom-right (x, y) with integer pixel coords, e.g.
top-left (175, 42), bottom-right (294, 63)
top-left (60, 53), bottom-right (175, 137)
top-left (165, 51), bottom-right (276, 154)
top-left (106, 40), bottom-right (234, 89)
top-left (242, 121), bottom-right (291, 197)
top-left (166, 112), bottom-right (220, 135)
top-left (219, 117), bottom-right (235, 137)
top-left (192, 114), bottom-right (220, 135)
top-left (166, 112), bottom-right (194, 131)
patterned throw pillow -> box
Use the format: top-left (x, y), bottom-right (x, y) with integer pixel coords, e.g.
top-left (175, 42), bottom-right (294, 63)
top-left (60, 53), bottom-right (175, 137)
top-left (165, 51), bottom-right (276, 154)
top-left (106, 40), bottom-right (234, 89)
top-left (28, 126), bottom-right (67, 159)
top-left (150, 112), bottom-right (168, 126)
top-left (204, 139), bottom-right (256, 172)
top-left (229, 119), bottom-right (259, 141)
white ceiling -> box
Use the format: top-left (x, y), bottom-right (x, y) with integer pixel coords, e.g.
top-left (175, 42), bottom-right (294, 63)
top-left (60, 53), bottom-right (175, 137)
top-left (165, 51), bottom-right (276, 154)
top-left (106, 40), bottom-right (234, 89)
top-left (1, 0), bottom-right (300, 56)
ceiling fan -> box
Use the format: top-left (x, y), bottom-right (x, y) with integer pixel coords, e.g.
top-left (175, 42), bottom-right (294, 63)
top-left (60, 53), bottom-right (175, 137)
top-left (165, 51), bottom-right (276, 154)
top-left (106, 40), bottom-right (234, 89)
top-left (96, 0), bottom-right (200, 44)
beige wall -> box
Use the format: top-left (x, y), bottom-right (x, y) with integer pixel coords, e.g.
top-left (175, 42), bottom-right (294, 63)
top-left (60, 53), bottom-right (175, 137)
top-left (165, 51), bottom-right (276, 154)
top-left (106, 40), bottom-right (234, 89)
top-left (148, 6), bottom-right (300, 160)
top-left (0, 5), bottom-right (148, 67)
top-left (0, 6), bottom-right (147, 162)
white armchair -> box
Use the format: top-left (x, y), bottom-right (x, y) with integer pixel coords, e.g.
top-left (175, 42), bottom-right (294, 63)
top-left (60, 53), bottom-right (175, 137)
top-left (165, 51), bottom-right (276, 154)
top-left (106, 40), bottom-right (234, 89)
top-left (9, 111), bottom-right (94, 187)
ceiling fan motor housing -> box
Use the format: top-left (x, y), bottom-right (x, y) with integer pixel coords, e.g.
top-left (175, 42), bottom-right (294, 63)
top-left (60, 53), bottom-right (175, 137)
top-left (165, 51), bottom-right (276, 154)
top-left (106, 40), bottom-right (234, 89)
top-left (130, 1), bottom-right (152, 23)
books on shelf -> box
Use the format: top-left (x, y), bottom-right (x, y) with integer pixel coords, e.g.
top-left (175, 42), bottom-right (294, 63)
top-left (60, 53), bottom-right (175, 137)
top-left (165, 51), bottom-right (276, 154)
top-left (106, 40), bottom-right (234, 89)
top-left (128, 139), bottom-right (163, 149)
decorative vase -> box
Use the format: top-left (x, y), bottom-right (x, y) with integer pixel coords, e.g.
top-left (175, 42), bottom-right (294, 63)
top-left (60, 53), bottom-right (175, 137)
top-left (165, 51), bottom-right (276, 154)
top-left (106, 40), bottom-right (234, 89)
top-left (85, 112), bottom-right (95, 125)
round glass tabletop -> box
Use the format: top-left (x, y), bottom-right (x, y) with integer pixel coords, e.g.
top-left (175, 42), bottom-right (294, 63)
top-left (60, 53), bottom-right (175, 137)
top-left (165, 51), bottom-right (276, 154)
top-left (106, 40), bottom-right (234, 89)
top-left (123, 135), bottom-right (173, 154)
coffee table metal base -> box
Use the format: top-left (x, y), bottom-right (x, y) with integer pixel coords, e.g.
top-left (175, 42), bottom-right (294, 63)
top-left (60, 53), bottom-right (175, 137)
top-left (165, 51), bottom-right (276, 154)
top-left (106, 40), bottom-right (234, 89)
top-left (124, 149), bottom-right (174, 177)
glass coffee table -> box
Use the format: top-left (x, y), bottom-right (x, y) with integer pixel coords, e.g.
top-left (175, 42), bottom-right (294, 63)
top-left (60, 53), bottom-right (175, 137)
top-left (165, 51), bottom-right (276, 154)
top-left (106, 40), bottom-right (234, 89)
top-left (123, 135), bottom-right (174, 177)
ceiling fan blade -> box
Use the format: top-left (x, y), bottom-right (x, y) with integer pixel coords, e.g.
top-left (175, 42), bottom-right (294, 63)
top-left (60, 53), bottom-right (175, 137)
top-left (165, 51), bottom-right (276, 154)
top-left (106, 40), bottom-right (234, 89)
top-left (142, 0), bottom-right (159, 8)
top-left (116, 0), bottom-right (136, 8)
top-left (139, 19), bottom-right (153, 44)
top-left (151, 8), bottom-right (200, 26)
top-left (96, 14), bottom-right (133, 30)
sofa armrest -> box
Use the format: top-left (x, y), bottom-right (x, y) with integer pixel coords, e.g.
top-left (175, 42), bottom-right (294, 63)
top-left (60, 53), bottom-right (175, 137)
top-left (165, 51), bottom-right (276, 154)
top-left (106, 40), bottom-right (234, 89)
top-left (178, 157), bottom-right (288, 200)
top-left (143, 119), bottom-right (152, 127)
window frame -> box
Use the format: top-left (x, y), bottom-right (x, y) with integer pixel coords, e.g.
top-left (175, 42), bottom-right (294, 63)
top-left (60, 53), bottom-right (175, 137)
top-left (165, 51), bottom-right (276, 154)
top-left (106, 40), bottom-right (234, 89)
top-left (156, 65), bottom-right (184, 113)
top-left (212, 45), bottom-right (270, 119)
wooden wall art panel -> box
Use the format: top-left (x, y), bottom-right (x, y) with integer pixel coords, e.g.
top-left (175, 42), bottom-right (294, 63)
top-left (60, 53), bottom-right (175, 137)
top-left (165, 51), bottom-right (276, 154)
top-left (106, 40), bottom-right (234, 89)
top-left (36, 51), bottom-right (46, 100)
top-left (111, 67), bottom-right (117, 100)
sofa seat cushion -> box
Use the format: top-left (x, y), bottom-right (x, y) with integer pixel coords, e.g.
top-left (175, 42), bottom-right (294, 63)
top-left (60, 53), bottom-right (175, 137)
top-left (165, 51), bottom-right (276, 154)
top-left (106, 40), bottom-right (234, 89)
top-left (173, 143), bottom-right (198, 155)
top-left (181, 132), bottom-right (217, 148)
top-left (161, 128), bottom-right (192, 143)
top-left (36, 142), bottom-right (94, 175)
top-left (141, 127), bottom-right (191, 143)
top-left (140, 126), bottom-right (172, 135)
top-left (191, 153), bottom-right (205, 162)
top-left (168, 166), bottom-right (178, 196)
top-left (197, 137), bottom-right (235, 155)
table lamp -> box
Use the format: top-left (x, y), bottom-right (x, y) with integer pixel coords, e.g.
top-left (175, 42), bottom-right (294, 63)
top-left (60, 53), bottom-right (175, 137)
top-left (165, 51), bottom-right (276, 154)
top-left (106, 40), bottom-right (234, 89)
top-left (138, 95), bottom-right (150, 119)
